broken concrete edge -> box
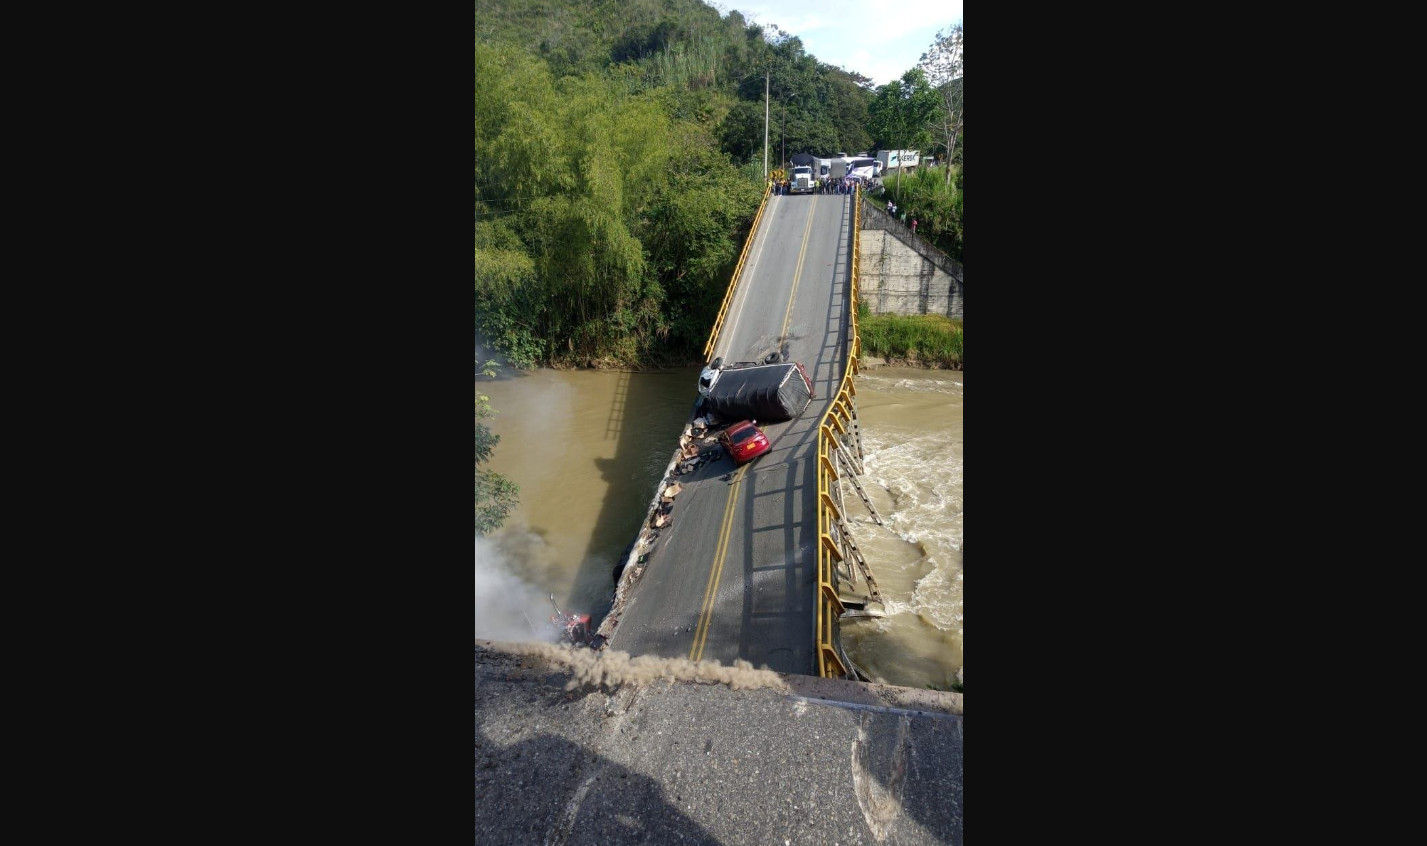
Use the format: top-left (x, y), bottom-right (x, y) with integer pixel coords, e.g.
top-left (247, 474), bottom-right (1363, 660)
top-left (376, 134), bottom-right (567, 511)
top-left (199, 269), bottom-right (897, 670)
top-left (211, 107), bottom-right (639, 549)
top-left (597, 406), bottom-right (701, 641)
top-left (474, 638), bottom-right (962, 717)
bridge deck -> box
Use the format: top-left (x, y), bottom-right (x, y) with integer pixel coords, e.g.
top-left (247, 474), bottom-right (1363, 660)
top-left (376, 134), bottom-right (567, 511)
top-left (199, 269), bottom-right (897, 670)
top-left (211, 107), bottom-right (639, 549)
top-left (606, 192), bottom-right (855, 675)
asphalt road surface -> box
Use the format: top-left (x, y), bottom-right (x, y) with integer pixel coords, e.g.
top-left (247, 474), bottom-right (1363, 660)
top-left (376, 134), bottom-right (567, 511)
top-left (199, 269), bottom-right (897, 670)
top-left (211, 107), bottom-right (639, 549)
top-left (606, 192), bottom-right (855, 674)
top-left (474, 641), bottom-right (964, 846)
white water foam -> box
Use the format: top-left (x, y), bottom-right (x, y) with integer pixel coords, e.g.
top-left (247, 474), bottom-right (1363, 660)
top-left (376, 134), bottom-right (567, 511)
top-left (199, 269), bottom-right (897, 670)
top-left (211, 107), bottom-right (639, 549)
top-left (860, 430), bottom-right (962, 634)
top-left (857, 375), bottom-right (964, 395)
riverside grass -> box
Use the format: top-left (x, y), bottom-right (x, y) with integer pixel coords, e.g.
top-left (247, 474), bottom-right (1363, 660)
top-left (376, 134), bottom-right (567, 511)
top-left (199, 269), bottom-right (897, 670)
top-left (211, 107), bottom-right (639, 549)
top-left (858, 303), bottom-right (963, 368)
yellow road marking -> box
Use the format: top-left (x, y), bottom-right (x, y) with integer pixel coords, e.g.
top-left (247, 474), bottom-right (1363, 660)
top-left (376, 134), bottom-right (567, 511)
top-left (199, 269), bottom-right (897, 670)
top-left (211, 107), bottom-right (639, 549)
top-left (779, 198), bottom-right (818, 344)
top-left (690, 199), bottom-right (816, 662)
top-left (690, 464), bottom-right (748, 662)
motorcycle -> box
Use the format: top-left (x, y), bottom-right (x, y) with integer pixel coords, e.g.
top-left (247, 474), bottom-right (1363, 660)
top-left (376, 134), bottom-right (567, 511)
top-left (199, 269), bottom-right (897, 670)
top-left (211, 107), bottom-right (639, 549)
top-left (548, 594), bottom-right (595, 647)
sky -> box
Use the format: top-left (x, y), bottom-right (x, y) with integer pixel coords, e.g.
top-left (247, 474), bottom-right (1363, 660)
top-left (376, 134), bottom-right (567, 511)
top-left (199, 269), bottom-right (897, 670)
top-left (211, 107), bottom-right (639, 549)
top-left (723, 0), bottom-right (963, 88)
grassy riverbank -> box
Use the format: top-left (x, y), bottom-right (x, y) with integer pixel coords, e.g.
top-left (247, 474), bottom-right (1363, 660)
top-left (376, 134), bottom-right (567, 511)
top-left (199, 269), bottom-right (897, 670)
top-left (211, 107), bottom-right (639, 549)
top-left (858, 304), bottom-right (963, 369)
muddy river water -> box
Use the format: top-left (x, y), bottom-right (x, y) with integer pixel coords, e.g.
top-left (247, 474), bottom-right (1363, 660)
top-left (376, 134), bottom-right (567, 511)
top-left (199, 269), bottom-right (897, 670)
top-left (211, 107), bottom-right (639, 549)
top-left (474, 365), bottom-right (963, 690)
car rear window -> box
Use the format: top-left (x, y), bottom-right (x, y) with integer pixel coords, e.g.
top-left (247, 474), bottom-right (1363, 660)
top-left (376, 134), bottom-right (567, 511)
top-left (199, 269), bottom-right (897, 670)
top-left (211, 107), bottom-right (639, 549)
top-left (730, 427), bottom-right (759, 444)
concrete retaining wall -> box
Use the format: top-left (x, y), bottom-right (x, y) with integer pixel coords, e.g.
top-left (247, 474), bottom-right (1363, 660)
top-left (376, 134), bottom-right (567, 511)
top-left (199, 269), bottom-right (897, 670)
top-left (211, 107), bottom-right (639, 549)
top-left (859, 202), bottom-right (963, 319)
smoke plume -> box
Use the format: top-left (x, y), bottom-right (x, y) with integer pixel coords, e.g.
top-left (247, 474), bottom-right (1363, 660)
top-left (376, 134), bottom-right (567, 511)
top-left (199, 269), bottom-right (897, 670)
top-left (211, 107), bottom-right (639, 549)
top-left (474, 537), bottom-right (560, 643)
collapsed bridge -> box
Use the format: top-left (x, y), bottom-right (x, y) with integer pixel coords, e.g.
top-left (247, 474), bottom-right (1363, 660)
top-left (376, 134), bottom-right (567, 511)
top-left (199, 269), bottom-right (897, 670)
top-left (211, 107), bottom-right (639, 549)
top-left (601, 185), bottom-right (882, 679)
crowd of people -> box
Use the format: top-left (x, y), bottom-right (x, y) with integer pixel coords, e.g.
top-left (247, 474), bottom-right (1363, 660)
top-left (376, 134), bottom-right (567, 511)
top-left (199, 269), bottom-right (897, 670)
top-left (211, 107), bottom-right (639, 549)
top-left (764, 174), bottom-right (921, 238)
top-left (771, 176), bottom-right (875, 195)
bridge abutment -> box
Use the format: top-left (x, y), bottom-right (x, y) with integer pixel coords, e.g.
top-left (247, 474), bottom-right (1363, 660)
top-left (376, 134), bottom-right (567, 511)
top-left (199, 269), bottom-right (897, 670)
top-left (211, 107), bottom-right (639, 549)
top-left (858, 203), bottom-right (964, 319)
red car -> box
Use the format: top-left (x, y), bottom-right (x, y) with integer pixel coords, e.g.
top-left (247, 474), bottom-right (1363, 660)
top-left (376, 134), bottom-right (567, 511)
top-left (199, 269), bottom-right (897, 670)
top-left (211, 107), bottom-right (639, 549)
top-left (719, 420), bottom-right (771, 465)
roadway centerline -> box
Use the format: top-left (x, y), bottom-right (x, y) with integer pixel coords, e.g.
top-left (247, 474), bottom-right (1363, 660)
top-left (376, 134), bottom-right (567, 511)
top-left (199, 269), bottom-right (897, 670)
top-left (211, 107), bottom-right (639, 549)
top-left (778, 198), bottom-right (818, 346)
top-left (715, 196), bottom-right (778, 361)
top-left (689, 200), bottom-right (816, 663)
top-left (689, 463), bottom-right (748, 662)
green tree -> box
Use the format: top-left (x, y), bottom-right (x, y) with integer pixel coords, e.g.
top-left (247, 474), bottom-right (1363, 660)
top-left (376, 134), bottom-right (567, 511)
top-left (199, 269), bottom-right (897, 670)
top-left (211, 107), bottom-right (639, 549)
top-left (867, 68), bottom-right (937, 154)
top-left (717, 99), bottom-right (767, 165)
top-left (881, 166), bottom-right (962, 263)
top-left (476, 46), bottom-right (663, 363)
top-left (474, 217), bottom-right (542, 368)
top-left (477, 38), bottom-right (762, 366)
top-left (640, 144), bottom-right (763, 350)
top-left (919, 23), bottom-right (963, 185)
top-left (823, 68), bottom-right (873, 154)
top-left (474, 362), bottom-right (519, 535)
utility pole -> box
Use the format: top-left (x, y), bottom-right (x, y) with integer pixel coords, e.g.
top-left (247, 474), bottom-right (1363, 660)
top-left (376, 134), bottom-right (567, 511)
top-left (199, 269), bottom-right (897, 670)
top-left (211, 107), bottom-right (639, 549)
top-left (781, 95), bottom-right (793, 169)
top-left (763, 68), bottom-right (769, 179)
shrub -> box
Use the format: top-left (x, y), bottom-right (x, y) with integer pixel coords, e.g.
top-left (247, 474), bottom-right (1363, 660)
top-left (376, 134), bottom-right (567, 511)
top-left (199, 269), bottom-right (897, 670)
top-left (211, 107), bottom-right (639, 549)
top-left (859, 309), bottom-right (962, 367)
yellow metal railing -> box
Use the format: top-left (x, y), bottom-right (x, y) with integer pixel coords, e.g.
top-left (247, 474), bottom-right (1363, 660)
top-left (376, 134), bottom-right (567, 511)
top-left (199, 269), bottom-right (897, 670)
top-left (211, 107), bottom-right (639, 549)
top-left (815, 188), bottom-right (864, 679)
top-left (704, 181), bottom-right (773, 359)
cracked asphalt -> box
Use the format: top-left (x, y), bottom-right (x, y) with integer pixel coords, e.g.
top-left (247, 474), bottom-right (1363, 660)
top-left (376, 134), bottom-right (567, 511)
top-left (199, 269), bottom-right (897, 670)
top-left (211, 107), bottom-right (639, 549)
top-left (475, 641), bottom-right (963, 845)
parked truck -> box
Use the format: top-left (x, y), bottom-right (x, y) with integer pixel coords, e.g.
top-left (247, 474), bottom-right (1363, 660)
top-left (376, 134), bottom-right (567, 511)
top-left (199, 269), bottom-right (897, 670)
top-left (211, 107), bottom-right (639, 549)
top-left (876, 149), bottom-right (920, 173)
top-left (789, 165), bottom-right (814, 194)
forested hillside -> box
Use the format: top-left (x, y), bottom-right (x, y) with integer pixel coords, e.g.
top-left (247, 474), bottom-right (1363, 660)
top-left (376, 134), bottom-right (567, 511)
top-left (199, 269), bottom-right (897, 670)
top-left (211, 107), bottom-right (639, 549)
top-left (475, 0), bottom-right (961, 367)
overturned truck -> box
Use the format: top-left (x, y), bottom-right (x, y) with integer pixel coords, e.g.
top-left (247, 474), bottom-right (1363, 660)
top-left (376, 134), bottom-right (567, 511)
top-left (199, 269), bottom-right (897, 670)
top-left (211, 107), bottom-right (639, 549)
top-left (698, 360), bottom-right (815, 422)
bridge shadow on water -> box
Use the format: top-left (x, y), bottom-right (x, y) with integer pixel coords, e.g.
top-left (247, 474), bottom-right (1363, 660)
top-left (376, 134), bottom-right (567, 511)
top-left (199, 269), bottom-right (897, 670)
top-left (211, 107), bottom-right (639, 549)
top-left (579, 368), bottom-right (699, 630)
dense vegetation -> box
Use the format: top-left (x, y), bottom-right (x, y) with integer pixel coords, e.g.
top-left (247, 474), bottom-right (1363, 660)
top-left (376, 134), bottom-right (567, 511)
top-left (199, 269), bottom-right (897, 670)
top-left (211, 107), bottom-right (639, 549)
top-left (476, 0), bottom-right (961, 370)
top-left (878, 165), bottom-right (964, 263)
top-left (858, 305), bottom-right (964, 369)
top-left (476, 40), bottom-right (761, 367)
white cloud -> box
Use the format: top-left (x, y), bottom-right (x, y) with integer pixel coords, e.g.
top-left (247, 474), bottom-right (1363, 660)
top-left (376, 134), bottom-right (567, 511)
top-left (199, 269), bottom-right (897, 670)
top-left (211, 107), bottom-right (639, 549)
top-left (730, 0), bottom-right (963, 86)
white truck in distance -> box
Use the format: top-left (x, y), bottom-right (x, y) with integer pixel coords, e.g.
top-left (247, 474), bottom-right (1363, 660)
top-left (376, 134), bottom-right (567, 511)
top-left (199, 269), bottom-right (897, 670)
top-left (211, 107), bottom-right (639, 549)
top-left (876, 150), bottom-right (920, 173)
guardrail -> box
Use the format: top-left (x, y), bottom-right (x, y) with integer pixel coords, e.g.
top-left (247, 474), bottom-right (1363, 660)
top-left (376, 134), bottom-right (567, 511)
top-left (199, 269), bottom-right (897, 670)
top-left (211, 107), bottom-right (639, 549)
top-left (703, 181), bottom-right (773, 359)
top-left (814, 187), bottom-right (863, 679)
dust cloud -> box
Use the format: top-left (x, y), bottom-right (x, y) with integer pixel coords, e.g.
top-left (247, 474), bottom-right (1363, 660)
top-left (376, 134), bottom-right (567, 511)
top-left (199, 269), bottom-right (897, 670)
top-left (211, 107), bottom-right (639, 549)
top-left (478, 641), bottom-right (789, 692)
top-left (474, 537), bottom-right (561, 643)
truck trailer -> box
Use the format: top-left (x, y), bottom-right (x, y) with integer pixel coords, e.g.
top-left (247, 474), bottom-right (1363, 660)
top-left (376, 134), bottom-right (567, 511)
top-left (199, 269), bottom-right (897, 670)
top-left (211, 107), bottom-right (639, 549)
top-left (876, 149), bottom-right (920, 173)
top-left (697, 360), bottom-right (814, 422)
